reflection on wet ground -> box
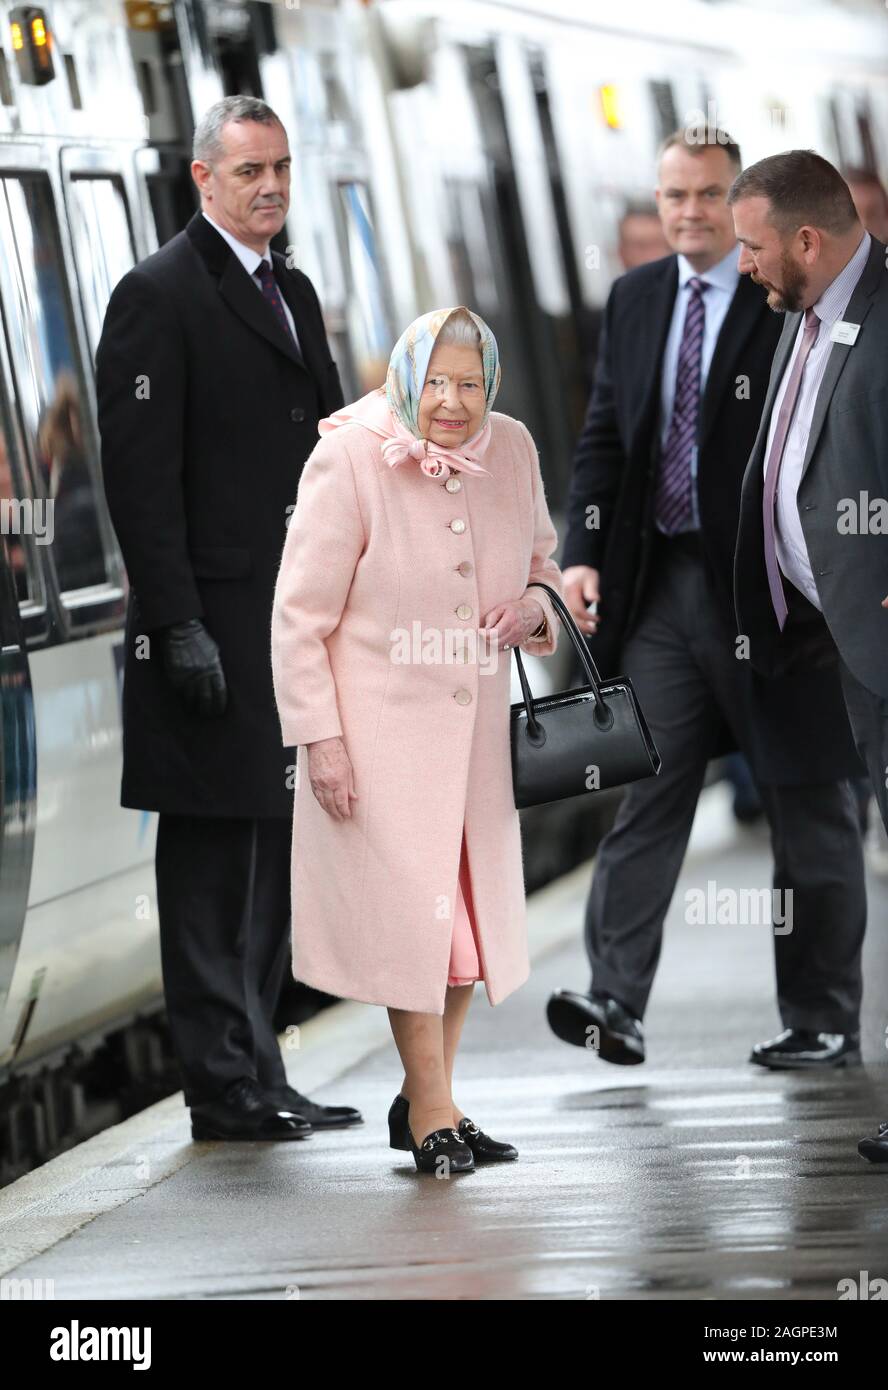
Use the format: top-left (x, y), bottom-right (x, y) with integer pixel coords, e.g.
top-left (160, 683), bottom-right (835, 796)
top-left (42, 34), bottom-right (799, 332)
top-left (3, 805), bottom-right (887, 1299)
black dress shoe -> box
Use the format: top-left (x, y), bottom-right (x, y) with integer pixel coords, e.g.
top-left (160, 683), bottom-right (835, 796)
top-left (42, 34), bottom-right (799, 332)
top-left (749, 1028), bottom-right (861, 1070)
top-left (191, 1077), bottom-right (313, 1141)
top-left (457, 1117), bottom-right (518, 1163)
top-left (388, 1093), bottom-right (516, 1163)
top-left (406, 1121), bottom-right (474, 1174)
top-left (546, 989), bottom-right (645, 1064)
top-left (859, 1120), bottom-right (888, 1164)
top-left (263, 1084), bottom-right (363, 1130)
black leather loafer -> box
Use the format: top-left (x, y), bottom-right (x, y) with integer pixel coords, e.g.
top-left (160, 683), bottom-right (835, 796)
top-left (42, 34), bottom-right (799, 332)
top-left (458, 1117), bottom-right (518, 1163)
top-left (407, 1122), bottom-right (474, 1174)
top-left (263, 1084), bottom-right (363, 1129)
top-left (387, 1092), bottom-right (411, 1151)
top-left (546, 989), bottom-right (645, 1064)
top-left (389, 1093), bottom-right (516, 1162)
top-left (749, 1028), bottom-right (861, 1070)
top-left (858, 1120), bottom-right (888, 1164)
top-left (191, 1077), bottom-right (313, 1141)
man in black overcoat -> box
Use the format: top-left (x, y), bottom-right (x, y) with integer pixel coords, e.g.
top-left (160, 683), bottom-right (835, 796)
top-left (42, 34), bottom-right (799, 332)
top-left (96, 96), bottom-right (360, 1140)
top-left (546, 129), bottom-right (867, 1071)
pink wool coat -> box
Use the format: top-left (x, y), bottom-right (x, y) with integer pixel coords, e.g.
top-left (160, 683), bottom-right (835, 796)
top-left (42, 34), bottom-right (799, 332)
top-left (270, 409), bottom-right (562, 1014)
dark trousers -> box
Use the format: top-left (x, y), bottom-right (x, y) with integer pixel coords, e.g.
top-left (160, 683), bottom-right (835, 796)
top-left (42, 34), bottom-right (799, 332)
top-left (584, 537), bottom-right (866, 1032)
top-left (838, 660), bottom-right (888, 839)
top-left (155, 814), bottom-right (293, 1107)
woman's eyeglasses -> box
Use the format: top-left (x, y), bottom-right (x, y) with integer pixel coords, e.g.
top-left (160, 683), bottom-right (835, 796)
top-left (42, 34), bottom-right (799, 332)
top-left (422, 374), bottom-right (483, 400)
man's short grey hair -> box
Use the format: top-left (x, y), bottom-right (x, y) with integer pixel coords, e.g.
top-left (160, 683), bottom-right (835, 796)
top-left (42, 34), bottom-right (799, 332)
top-left (435, 308), bottom-right (482, 350)
top-left (193, 96), bottom-right (284, 164)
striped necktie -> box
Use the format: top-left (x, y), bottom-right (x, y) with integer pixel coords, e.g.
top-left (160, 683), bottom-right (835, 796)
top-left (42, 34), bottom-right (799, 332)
top-left (655, 276), bottom-right (709, 534)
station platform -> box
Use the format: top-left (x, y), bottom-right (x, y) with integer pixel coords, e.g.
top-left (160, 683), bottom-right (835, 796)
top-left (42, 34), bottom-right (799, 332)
top-left (2, 785), bottom-right (887, 1302)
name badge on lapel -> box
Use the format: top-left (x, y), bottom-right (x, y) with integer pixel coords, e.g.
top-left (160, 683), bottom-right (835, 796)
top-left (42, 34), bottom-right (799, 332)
top-left (830, 320), bottom-right (860, 345)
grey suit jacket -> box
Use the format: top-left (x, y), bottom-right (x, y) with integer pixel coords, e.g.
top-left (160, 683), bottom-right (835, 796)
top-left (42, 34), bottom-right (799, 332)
top-left (735, 235), bottom-right (888, 697)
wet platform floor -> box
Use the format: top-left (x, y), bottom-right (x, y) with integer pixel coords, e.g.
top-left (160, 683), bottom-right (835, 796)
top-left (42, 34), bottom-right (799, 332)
top-left (1, 786), bottom-right (887, 1300)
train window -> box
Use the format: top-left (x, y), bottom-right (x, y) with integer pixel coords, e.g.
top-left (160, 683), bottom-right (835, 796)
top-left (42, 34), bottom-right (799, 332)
top-left (0, 174), bottom-right (111, 597)
top-left (63, 53), bottom-right (83, 111)
top-left (68, 175), bottom-right (137, 360)
top-left (649, 81), bottom-right (678, 144)
top-left (442, 179), bottom-right (497, 312)
top-left (0, 50), bottom-right (12, 106)
top-left (857, 106), bottom-right (878, 175)
top-left (334, 182), bottom-right (392, 394)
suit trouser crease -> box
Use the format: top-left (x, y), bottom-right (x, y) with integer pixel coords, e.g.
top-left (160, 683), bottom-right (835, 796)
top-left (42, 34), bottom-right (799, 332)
top-left (155, 813), bottom-right (293, 1106)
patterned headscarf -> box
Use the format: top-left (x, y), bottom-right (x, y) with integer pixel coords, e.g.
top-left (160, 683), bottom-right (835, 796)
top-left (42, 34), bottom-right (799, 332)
top-left (385, 306), bottom-right (501, 440)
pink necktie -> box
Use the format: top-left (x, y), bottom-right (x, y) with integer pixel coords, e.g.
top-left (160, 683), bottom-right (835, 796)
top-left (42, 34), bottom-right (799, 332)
top-left (762, 307), bottom-right (820, 629)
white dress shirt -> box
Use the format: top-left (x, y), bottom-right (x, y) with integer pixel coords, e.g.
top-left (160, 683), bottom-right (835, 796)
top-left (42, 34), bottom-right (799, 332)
top-left (659, 243), bottom-right (741, 529)
top-left (201, 210), bottom-right (300, 350)
top-left (767, 230), bottom-right (871, 609)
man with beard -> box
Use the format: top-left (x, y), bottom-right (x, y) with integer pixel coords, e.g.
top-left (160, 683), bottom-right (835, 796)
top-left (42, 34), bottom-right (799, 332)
top-left (97, 96), bottom-right (360, 1142)
top-left (730, 150), bottom-right (888, 1163)
top-left (548, 129), bottom-right (866, 1074)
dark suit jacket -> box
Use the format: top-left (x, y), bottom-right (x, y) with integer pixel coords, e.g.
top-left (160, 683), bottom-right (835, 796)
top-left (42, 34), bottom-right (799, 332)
top-left (561, 252), bottom-right (862, 785)
top-left (735, 235), bottom-right (888, 699)
top-left (96, 211), bottom-right (345, 817)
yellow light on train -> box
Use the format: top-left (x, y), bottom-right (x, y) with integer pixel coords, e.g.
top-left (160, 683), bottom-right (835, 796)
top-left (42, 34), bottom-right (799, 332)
top-left (599, 84), bottom-right (622, 131)
top-left (9, 7), bottom-right (55, 84)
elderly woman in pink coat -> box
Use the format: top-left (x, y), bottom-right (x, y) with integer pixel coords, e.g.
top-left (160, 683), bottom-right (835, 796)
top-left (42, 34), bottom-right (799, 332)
top-left (271, 306), bottom-right (561, 1174)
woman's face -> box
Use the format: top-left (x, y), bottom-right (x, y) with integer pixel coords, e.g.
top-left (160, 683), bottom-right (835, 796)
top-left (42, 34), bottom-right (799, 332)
top-left (417, 344), bottom-right (485, 449)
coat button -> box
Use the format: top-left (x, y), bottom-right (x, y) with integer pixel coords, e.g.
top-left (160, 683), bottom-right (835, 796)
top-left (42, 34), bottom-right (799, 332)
top-left (290, 407), bottom-right (306, 422)
top-left (450, 518), bottom-right (466, 534)
top-left (457, 560), bottom-right (473, 577)
top-left (453, 688), bottom-right (472, 705)
top-left (456, 603), bottom-right (472, 620)
top-left (445, 476), bottom-right (462, 492)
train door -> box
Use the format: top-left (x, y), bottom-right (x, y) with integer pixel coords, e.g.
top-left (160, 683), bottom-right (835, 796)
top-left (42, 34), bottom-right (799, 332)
top-left (460, 42), bottom-right (578, 511)
top-left (0, 356), bottom-right (37, 1036)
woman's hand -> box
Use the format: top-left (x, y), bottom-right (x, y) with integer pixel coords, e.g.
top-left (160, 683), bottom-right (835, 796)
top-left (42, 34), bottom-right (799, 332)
top-left (481, 596), bottom-right (546, 653)
top-left (306, 736), bottom-right (358, 820)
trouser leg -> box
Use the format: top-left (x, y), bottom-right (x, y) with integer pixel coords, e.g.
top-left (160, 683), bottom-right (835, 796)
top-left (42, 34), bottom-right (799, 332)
top-left (156, 814), bottom-right (261, 1106)
top-left (585, 547), bottom-right (724, 1018)
top-left (246, 817), bottom-right (294, 1093)
top-left (758, 779), bottom-right (865, 1033)
top-left (692, 598), bottom-right (866, 1034)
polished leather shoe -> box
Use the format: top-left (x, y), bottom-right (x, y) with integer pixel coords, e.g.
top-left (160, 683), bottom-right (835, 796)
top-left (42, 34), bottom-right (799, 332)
top-left (406, 1120), bottom-right (474, 1174)
top-left (388, 1093), bottom-right (516, 1163)
top-left (858, 1120), bottom-right (888, 1164)
top-left (749, 1028), bottom-right (861, 1070)
top-left (191, 1077), bottom-right (312, 1141)
top-left (263, 1084), bottom-right (362, 1130)
top-left (457, 1117), bottom-right (518, 1163)
top-left (546, 989), bottom-right (645, 1064)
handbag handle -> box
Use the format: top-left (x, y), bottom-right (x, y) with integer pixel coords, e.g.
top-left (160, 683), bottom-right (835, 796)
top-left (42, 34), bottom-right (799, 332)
top-left (513, 581), bottom-right (613, 740)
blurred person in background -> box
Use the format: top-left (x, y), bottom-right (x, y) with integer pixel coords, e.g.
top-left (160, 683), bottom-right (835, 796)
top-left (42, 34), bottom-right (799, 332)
top-left (618, 200), bottom-right (670, 270)
top-left (271, 307), bottom-right (561, 1175)
top-left (730, 150), bottom-right (888, 1162)
top-left (842, 166), bottom-right (888, 243)
top-left (548, 128), bottom-right (866, 1073)
top-left (97, 96), bottom-right (360, 1144)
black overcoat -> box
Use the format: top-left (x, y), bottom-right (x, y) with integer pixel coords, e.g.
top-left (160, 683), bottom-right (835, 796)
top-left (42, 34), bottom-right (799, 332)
top-left (561, 254), bottom-right (862, 786)
top-left (96, 211), bottom-right (345, 816)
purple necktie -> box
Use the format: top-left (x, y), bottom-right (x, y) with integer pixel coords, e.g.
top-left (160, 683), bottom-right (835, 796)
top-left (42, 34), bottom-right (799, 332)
top-left (762, 307), bottom-right (820, 630)
top-left (254, 260), bottom-right (299, 351)
top-left (655, 276), bottom-right (709, 534)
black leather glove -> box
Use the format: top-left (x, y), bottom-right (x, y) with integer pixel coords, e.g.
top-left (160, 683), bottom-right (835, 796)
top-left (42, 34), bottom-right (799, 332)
top-left (161, 618), bottom-right (228, 718)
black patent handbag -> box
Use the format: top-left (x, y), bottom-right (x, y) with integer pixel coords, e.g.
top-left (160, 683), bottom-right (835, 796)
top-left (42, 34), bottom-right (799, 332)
top-left (510, 581), bottom-right (661, 809)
